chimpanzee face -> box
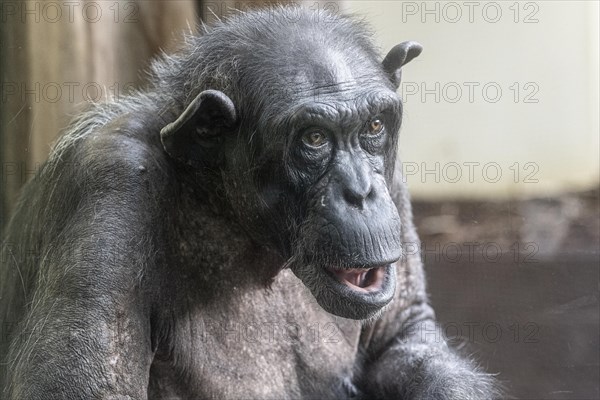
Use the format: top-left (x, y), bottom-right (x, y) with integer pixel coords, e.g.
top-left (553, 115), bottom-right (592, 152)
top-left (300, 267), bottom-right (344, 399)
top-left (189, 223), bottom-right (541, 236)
top-left (235, 68), bottom-right (404, 319)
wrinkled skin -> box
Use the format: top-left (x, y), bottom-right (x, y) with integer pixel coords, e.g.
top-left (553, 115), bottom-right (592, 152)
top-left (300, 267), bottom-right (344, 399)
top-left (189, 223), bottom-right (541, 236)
top-left (0, 8), bottom-right (499, 399)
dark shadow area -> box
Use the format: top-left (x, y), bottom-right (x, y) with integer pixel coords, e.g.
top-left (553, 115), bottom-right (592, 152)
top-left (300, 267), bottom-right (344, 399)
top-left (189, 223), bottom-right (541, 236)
top-left (413, 188), bottom-right (600, 399)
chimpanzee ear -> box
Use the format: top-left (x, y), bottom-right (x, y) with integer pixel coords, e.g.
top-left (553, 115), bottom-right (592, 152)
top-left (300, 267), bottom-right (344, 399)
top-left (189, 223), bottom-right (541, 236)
top-left (160, 90), bottom-right (237, 167)
top-left (382, 41), bottom-right (423, 89)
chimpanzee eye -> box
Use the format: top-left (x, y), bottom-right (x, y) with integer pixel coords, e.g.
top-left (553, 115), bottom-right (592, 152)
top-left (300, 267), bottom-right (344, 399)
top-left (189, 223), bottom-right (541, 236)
top-left (366, 118), bottom-right (384, 136)
top-left (302, 130), bottom-right (328, 148)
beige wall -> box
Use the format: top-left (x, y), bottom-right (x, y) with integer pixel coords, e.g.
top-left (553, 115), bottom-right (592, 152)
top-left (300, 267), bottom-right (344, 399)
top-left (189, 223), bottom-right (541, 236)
top-left (343, 1), bottom-right (599, 199)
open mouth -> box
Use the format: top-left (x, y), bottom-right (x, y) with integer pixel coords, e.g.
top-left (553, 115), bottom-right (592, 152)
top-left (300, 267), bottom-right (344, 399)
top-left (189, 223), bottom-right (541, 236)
top-left (326, 265), bottom-right (387, 293)
top-left (293, 261), bottom-right (397, 319)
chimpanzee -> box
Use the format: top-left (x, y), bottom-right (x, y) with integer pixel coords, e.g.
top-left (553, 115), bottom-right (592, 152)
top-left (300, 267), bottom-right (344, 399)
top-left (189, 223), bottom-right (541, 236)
top-left (0, 7), bottom-right (499, 399)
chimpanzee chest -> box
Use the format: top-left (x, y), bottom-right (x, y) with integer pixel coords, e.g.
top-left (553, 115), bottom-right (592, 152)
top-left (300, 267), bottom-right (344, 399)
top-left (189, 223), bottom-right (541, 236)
top-left (148, 269), bottom-right (363, 399)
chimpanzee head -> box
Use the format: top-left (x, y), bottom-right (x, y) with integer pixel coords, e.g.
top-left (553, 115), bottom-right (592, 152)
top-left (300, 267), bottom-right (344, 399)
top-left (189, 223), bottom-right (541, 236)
top-left (160, 8), bottom-right (422, 320)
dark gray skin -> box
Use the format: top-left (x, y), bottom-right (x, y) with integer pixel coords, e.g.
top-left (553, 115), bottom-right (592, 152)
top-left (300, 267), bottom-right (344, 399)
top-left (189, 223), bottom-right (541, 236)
top-left (0, 8), bottom-right (499, 399)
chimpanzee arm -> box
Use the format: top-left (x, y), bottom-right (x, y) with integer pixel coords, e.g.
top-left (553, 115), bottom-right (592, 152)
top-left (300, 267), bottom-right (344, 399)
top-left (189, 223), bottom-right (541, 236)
top-left (361, 302), bottom-right (499, 399)
top-left (358, 173), bottom-right (500, 400)
top-left (3, 130), bottom-right (164, 399)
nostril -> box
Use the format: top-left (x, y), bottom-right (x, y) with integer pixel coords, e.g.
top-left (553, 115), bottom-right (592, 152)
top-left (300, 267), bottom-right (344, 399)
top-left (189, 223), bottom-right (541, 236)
top-left (343, 184), bottom-right (373, 208)
top-left (343, 189), bottom-right (361, 207)
top-left (366, 185), bottom-right (376, 200)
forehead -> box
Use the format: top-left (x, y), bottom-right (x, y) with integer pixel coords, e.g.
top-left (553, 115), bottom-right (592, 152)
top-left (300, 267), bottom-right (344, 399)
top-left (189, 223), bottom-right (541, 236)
top-left (308, 49), bottom-right (356, 86)
top-left (292, 46), bottom-right (388, 92)
top-left (256, 48), bottom-right (397, 119)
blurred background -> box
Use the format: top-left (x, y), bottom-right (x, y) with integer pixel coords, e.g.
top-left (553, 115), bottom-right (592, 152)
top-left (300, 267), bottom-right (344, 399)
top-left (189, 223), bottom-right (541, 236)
top-left (1, 1), bottom-right (598, 399)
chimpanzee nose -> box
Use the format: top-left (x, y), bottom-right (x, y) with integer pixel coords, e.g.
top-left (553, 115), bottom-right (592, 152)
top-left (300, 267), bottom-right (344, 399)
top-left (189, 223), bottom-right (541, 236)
top-left (343, 177), bottom-right (373, 208)
top-left (336, 153), bottom-right (375, 208)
